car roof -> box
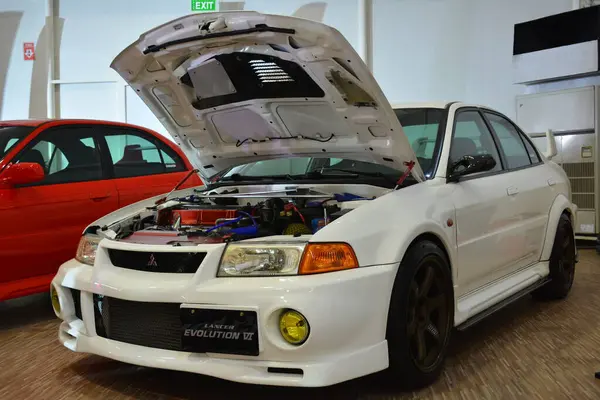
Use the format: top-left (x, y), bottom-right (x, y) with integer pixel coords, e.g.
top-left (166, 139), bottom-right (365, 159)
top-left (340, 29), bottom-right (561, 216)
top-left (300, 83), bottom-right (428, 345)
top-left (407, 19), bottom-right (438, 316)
top-left (0, 119), bottom-right (164, 132)
top-left (0, 119), bottom-right (49, 127)
top-left (392, 101), bottom-right (455, 110)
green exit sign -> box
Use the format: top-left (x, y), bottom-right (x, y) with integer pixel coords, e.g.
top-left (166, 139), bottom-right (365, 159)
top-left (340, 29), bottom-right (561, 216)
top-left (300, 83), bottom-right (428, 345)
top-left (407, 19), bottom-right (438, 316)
top-left (192, 0), bottom-right (216, 11)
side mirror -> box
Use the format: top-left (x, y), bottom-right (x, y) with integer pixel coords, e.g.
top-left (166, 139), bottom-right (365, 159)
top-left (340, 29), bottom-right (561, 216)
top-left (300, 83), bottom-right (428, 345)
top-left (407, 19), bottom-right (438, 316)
top-left (448, 154), bottom-right (497, 182)
top-left (0, 162), bottom-right (45, 186)
top-left (543, 129), bottom-right (557, 160)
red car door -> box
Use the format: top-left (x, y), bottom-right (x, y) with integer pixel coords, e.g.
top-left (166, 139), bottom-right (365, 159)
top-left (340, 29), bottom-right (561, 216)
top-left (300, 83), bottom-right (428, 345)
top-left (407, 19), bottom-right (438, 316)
top-left (0, 124), bottom-right (118, 298)
top-left (97, 126), bottom-right (202, 207)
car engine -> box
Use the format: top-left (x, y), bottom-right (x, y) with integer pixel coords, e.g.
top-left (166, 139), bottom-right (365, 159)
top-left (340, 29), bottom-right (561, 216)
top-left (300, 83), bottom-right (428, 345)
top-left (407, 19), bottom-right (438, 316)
top-left (104, 187), bottom-right (376, 246)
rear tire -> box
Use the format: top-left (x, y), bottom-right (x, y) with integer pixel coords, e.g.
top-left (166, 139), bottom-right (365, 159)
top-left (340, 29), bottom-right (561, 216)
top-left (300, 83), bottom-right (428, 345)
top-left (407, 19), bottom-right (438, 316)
top-left (532, 213), bottom-right (576, 300)
top-left (385, 240), bottom-right (454, 390)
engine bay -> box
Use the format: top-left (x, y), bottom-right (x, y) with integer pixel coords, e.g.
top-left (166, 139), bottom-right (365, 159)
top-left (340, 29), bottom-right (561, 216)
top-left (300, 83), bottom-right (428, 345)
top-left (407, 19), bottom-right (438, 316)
top-left (105, 185), bottom-right (383, 246)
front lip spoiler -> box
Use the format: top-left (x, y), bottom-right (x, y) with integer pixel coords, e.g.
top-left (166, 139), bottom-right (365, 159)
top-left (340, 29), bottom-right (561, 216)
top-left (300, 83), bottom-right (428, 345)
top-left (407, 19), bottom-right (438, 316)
top-left (143, 24), bottom-right (296, 54)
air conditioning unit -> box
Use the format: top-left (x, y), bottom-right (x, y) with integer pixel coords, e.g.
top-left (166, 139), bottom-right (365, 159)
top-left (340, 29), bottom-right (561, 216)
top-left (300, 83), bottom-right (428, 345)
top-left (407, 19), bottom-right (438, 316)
top-left (513, 5), bottom-right (600, 84)
top-left (513, 6), bottom-right (600, 243)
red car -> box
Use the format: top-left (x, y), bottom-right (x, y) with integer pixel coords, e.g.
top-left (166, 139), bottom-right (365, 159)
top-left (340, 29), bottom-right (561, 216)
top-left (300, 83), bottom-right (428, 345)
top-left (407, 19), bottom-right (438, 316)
top-left (0, 119), bottom-right (203, 300)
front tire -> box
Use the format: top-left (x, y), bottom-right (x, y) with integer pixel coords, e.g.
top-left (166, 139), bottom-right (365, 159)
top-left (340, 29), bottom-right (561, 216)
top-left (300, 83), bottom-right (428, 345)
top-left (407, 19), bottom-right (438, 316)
top-left (532, 213), bottom-right (576, 300)
top-left (385, 240), bottom-right (454, 389)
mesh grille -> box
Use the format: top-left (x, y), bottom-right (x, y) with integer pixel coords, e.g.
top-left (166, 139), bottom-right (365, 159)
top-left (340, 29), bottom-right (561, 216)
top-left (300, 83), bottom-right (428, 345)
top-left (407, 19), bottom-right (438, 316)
top-left (573, 193), bottom-right (595, 209)
top-left (107, 249), bottom-right (206, 274)
top-left (562, 162), bottom-right (594, 177)
top-left (570, 178), bottom-right (595, 193)
top-left (561, 162), bottom-right (596, 210)
top-left (94, 296), bottom-right (182, 351)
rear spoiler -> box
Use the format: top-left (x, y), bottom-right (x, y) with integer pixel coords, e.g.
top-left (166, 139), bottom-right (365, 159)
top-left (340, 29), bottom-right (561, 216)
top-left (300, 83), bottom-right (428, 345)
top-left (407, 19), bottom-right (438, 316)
top-left (543, 129), bottom-right (558, 160)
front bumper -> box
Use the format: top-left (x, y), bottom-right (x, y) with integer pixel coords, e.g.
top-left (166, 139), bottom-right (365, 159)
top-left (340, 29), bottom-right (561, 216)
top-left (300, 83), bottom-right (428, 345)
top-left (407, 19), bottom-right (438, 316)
top-left (52, 254), bottom-right (396, 387)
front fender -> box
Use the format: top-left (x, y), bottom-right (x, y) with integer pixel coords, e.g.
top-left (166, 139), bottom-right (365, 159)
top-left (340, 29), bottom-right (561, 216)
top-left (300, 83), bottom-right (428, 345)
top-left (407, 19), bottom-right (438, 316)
top-left (540, 194), bottom-right (577, 261)
top-left (312, 182), bottom-right (457, 275)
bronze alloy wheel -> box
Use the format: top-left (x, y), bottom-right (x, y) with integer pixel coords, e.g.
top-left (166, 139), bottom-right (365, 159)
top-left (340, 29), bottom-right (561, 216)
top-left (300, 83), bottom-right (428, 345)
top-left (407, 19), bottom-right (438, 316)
top-left (558, 230), bottom-right (576, 290)
top-left (386, 239), bottom-right (454, 389)
top-left (406, 257), bottom-right (451, 372)
top-left (532, 213), bottom-right (577, 300)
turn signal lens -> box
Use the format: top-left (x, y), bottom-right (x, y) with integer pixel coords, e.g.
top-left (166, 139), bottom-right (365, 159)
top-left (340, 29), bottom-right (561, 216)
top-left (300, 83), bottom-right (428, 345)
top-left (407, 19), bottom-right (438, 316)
top-left (279, 310), bottom-right (310, 345)
top-left (299, 243), bottom-right (358, 275)
top-left (75, 235), bottom-right (102, 266)
top-left (50, 285), bottom-right (61, 316)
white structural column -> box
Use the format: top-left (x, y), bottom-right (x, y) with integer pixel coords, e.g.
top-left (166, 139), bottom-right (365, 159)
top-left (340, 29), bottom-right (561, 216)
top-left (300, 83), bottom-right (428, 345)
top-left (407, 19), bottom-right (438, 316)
top-left (357, 0), bottom-right (373, 72)
top-left (46, 0), bottom-right (57, 118)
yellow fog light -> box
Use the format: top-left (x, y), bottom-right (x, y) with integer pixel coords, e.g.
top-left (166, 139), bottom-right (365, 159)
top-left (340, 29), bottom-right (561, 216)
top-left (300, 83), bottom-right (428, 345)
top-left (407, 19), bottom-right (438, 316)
top-left (50, 285), bottom-right (61, 316)
top-left (279, 310), bottom-right (310, 345)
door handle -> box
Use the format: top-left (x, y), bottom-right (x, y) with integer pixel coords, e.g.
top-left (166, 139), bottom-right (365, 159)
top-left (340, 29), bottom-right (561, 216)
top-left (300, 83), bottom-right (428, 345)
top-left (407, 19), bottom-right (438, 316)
top-left (547, 178), bottom-right (556, 186)
top-left (90, 193), bottom-right (111, 201)
top-left (506, 186), bottom-right (519, 196)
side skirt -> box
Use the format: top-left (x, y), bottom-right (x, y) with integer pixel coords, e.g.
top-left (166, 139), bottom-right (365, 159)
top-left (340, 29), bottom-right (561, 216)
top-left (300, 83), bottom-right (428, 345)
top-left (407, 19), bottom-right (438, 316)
top-left (455, 277), bottom-right (550, 331)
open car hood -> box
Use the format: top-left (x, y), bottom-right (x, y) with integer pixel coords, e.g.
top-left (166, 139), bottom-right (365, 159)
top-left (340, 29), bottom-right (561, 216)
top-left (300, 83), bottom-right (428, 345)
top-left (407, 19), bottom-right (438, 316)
top-left (111, 11), bottom-right (424, 182)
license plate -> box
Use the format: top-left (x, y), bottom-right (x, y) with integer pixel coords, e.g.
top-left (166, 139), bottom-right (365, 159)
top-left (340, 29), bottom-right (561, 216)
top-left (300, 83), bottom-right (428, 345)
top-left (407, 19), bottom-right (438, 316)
top-left (181, 308), bottom-right (259, 356)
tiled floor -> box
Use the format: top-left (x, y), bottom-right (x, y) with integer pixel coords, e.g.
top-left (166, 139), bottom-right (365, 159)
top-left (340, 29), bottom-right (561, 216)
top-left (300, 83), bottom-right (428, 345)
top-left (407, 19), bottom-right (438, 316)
top-left (2, 251), bottom-right (600, 399)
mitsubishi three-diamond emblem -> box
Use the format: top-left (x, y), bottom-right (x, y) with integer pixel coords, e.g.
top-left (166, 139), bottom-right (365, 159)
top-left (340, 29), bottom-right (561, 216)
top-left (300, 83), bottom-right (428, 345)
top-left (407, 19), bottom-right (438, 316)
top-left (147, 254), bottom-right (158, 267)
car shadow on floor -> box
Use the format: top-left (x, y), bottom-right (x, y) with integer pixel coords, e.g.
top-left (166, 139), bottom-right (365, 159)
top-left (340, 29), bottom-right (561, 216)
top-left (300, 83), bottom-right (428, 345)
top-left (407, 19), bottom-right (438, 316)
top-left (0, 292), bottom-right (55, 331)
top-left (67, 295), bottom-right (558, 400)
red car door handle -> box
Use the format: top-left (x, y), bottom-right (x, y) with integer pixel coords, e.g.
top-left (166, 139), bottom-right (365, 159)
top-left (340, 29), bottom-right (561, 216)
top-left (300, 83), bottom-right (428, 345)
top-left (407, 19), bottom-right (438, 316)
top-left (90, 193), bottom-right (111, 201)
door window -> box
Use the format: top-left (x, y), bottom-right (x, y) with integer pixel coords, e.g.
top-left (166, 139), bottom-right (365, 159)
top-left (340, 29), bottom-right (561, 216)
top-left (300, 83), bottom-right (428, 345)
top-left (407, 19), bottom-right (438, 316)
top-left (13, 127), bottom-right (103, 186)
top-left (103, 131), bottom-right (186, 178)
top-left (450, 111), bottom-right (503, 174)
top-left (484, 112), bottom-right (532, 169)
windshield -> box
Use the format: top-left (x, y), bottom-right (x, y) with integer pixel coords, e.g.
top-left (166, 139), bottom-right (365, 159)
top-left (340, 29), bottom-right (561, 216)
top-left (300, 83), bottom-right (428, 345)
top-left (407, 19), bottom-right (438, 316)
top-left (215, 157), bottom-right (403, 184)
top-left (394, 108), bottom-right (444, 177)
top-left (211, 107), bottom-right (445, 184)
top-left (0, 126), bottom-right (35, 161)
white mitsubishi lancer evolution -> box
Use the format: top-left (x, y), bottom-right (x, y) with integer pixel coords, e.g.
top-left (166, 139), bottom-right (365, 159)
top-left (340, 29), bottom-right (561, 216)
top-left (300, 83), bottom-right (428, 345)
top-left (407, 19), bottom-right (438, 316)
top-left (51, 12), bottom-right (577, 389)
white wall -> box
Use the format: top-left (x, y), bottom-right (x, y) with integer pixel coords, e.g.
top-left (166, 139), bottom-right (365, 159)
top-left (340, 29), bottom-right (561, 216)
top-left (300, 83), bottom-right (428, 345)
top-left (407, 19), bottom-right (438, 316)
top-left (372, 0), bottom-right (472, 105)
top-left (463, 0), bottom-right (574, 119)
top-left (372, 0), bottom-right (573, 119)
top-left (0, 0), bottom-right (47, 120)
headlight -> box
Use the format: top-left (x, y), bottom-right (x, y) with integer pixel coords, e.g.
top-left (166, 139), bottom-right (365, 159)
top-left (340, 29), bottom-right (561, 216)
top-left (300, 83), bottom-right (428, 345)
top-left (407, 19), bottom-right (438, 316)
top-left (217, 243), bottom-right (306, 277)
top-left (75, 235), bottom-right (102, 266)
top-left (217, 242), bottom-right (359, 277)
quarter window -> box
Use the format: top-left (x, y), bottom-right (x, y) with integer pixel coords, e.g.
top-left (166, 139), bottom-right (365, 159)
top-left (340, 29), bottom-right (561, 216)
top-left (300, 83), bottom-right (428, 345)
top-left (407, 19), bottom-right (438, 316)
top-left (484, 112), bottom-right (532, 169)
top-left (104, 131), bottom-right (185, 178)
top-left (450, 111), bottom-right (503, 174)
top-left (520, 132), bottom-right (541, 164)
top-left (14, 127), bottom-right (103, 186)
top-left (394, 108), bottom-right (444, 176)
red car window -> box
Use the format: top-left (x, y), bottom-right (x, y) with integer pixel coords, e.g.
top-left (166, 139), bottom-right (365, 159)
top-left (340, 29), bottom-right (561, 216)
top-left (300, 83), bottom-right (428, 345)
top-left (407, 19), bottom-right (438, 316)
top-left (0, 126), bottom-right (36, 161)
top-left (12, 127), bottom-right (105, 186)
top-left (103, 130), bottom-right (186, 178)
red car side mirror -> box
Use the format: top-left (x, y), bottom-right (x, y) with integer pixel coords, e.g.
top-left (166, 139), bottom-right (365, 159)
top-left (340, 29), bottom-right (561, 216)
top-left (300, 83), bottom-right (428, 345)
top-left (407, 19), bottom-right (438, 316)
top-left (0, 162), bottom-right (45, 186)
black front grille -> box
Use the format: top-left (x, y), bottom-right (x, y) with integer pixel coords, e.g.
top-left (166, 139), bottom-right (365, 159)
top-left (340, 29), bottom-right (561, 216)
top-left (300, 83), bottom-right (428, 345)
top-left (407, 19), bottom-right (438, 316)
top-left (71, 289), bottom-right (82, 320)
top-left (107, 249), bottom-right (206, 273)
top-left (94, 295), bottom-right (181, 351)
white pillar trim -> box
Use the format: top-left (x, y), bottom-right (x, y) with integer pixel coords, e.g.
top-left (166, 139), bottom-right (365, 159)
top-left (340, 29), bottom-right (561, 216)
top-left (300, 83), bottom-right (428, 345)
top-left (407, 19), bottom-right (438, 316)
top-left (357, 0), bottom-right (373, 72)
